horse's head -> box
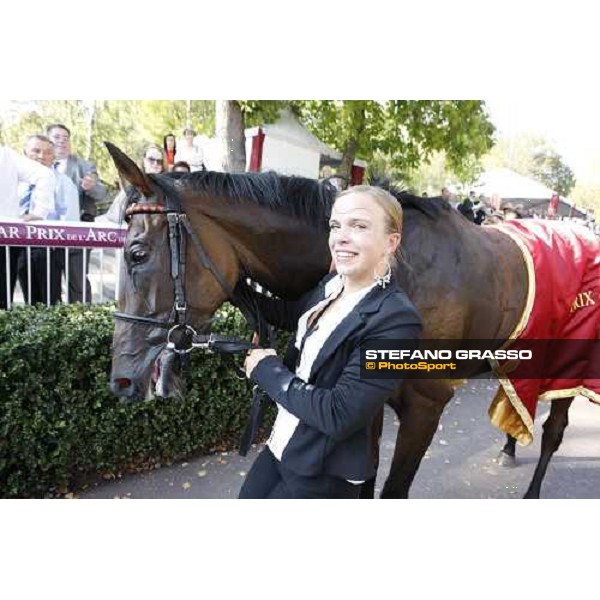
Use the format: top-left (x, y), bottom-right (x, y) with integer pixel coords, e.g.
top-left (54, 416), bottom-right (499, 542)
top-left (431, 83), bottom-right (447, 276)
top-left (105, 143), bottom-right (238, 402)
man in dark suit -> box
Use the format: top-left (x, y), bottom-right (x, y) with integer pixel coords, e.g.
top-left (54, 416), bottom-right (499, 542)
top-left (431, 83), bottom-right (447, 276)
top-left (47, 124), bottom-right (107, 303)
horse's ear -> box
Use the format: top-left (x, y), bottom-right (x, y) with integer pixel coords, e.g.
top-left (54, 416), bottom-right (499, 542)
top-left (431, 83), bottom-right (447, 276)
top-left (105, 142), bottom-right (153, 197)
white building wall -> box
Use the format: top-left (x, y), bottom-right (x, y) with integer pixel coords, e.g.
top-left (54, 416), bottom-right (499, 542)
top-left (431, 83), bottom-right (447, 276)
top-left (202, 137), bottom-right (223, 171)
top-left (260, 137), bottom-right (321, 178)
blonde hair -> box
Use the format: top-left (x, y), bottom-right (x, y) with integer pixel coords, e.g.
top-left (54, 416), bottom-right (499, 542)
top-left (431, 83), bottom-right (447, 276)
top-left (335, 185), bottom-right (403, 235)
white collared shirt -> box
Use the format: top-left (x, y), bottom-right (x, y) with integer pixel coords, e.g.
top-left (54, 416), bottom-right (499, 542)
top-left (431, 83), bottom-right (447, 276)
top-left (1, 146), bottom-right (55, 219)
top-left (54, 157), bottom-right (67, 175)
top-left (267, 275), bottom-right (376, 468)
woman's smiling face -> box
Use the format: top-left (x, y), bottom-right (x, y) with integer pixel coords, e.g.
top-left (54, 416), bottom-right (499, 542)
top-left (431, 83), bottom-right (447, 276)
top-left (329, 191), bottom-right (400, 289)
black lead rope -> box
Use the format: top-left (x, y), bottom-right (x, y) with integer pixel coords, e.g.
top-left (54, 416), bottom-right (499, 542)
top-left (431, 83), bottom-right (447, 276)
top-left (229, 281), bottom-right (277, 457)
top-left (238, 386), bottom-right (267, 457)
top-left (188, 331), bottom-right (268, 457)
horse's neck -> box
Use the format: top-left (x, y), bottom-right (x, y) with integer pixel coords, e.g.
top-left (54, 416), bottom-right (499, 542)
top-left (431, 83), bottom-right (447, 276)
top-left (188, 198), bottom-right (331, 299)
top-left (236, 221), bottom-right (331, 298)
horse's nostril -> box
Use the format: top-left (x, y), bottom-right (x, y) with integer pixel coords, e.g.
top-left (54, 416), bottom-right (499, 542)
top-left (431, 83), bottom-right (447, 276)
top-left (115, 378), bottom-right (132, 389)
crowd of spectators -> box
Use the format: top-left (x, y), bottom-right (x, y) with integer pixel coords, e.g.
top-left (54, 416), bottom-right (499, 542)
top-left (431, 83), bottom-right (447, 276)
top-left (1, 125), bottom-right (204, 307)
top-left (438, 186), bottom-right (596, 231)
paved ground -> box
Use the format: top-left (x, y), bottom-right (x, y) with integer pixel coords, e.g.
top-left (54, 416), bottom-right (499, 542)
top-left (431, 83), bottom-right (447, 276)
top-left (80, 377), bottom-right (600, 499)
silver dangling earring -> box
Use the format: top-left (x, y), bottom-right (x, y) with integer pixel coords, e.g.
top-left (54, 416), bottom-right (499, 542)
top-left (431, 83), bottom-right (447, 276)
top-left (374, 257), bottom-right (392, 288)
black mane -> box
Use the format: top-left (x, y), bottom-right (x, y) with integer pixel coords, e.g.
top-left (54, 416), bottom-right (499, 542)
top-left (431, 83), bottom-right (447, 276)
top-left (371, 178), bottom-right (451, 220)
top-left (149, 170), bottom-right (448, 224)
top-left (158, 170), bottom-right (336, 228)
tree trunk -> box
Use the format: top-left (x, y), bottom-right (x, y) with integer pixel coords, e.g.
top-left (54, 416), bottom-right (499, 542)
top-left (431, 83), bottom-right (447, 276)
top-left (339, 137), bottom-right (360, 182)
top-left (338, 104), bottom-right (366, 182)
top-left (80, 100), bottom-right (96, 161)
top-left (215, 100), bottom-right (246, 172)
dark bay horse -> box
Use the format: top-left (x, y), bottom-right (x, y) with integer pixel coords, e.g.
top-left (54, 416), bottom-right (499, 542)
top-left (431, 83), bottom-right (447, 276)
top-left (106, 143), bottom-right (584, 499)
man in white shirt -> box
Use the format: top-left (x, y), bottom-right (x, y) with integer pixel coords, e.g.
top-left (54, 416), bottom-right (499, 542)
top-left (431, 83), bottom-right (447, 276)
top-left (21, 135), bottom-right (80, 303)
top-left (1, 144), bottom-right (55, 309)
top-left (0, 145), bottom-right (54, 221)
top-left (23, 135), bottom-right (79, 221)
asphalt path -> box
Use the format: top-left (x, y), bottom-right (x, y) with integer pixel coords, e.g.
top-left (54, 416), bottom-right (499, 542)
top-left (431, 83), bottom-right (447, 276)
top-left (80, 377), bottom-right (600, 499)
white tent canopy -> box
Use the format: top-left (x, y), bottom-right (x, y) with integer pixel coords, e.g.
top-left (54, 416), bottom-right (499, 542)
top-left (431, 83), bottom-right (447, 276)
top-left (472, 168), bottom-right (583, 218)
top-left (473, 168), bottom-right (557, 200)
top-left (251, 109), bottom-right (339, 162)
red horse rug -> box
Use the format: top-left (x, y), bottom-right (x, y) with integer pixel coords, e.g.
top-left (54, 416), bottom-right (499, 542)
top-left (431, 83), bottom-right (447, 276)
top-left (487, 219), bottom-right (600, 445)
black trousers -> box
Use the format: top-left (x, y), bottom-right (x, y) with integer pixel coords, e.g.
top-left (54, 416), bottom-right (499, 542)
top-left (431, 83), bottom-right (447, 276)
top-left (54, 248), bottom-right (92, 304)
top-left (239, 447), bottom-right (361, 499)
top-left (1, 246), bottom-right (60, 308)
top-left (0, 246), bottom-right (21, 309)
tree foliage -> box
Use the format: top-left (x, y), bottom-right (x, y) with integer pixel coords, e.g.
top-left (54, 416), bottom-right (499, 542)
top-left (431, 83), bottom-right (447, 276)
top-left (482, 133), bottom-right (552, 175)
top-left (531, 149), bottom-right (576, 197)
top-left (292, 100), bottom-right (495, 180)
top-left (400, 151), bottom-right (461, 196)
top-left (571, 181), bottom-right (600, 214)
top-left (482, 133), bottom-right (577, 197)
top-left (2, 100), bottom-right (495, 187)
top-left (0, 100), bottom-right (215, 188)
top-left (238, 100), bottom-right (285, 128)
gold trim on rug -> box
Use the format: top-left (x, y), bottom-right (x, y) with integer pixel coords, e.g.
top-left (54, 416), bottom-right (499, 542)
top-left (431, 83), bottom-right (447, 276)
top-left (538, 386), bottom-right (600, 404)
top-left (488, 360), bottom-right (535, 445)
top-left (485, 225), bottom-right (537, 444)
top-left (491, 225), bottom-right (536, 344)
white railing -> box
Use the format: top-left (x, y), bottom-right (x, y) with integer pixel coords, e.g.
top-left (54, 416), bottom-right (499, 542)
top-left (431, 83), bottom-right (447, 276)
top-left (1, 218), bottom-right (127, 308)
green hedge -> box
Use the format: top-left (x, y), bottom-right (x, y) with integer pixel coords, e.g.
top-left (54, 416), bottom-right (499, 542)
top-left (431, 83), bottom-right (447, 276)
top-left (0, 303), bottom-right (284, 498)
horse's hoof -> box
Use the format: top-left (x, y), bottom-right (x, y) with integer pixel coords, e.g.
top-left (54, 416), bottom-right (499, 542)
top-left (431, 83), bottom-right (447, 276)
top-left (523, 489), bottom-right (540, 499)
top-left (380, 487), bottom-right (408, 499)
top-left (496, 452), bottom-right (517, 468)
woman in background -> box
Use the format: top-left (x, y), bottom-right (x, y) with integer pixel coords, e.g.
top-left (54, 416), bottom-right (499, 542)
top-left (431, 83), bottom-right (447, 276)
top-left (100, 146), bottom-right (165, 223)
top-left (175, 128), bottom-right (205, 172)
top-left (163, 133), bottom-right (177, 171)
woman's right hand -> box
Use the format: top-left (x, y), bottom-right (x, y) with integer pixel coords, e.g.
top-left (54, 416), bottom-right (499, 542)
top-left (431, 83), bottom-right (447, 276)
top-left (244, 348), bottom-right (277, 378)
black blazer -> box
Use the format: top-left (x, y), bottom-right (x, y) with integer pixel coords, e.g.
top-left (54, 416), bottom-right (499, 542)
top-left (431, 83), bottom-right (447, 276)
top-left (248, 273), bottom-right (422, 481)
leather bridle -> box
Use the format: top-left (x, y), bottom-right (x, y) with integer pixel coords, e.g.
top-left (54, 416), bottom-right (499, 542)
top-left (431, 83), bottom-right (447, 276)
top-left (112, 185), bottom-right (275, 456)
top-left (113, 195), bottom-right (273, 356)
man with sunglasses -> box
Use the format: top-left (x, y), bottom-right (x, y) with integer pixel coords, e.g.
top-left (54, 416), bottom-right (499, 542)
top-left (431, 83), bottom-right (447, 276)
top-left (142, 147), bottom-right (166, 174)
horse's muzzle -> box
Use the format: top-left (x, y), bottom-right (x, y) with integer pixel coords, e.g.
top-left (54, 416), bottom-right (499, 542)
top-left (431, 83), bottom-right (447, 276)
top-left (110, 376), bottom-right (145, 403)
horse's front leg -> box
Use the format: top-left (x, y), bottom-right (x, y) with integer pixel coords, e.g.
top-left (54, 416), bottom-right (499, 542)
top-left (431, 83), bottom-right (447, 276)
top-left (381, 379), bottom-right (454, 499)
top-left (497, 434), bottom-right (518, 467)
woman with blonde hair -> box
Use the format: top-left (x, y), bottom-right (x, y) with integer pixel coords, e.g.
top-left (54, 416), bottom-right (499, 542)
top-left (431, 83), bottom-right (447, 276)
top-left (239, 185), bottom-right (422, 498)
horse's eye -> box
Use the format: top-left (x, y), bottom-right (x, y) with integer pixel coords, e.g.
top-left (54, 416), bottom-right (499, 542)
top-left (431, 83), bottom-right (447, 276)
top-left (129, 248), bottom-right (148, 264)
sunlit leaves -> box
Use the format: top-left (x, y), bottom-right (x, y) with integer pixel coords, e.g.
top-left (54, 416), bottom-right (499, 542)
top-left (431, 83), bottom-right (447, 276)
top-left (292, 100), bottom-right (495, 180)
